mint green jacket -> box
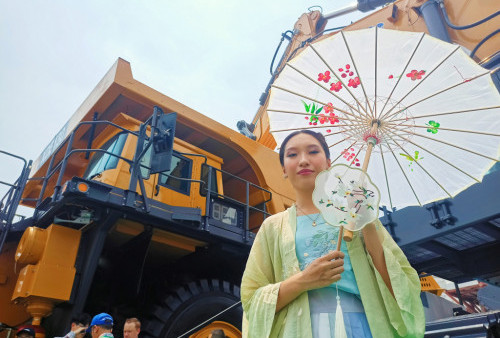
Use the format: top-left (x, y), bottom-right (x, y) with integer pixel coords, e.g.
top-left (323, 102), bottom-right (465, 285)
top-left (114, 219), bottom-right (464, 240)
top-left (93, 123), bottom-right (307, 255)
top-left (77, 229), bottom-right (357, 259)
top-left (241, 206), bottom-right (425, 337)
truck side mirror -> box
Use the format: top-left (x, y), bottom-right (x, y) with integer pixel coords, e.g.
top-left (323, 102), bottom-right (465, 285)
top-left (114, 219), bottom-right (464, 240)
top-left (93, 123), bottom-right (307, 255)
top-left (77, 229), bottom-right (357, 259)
top-left (150, 109), bottom-right (177, 174)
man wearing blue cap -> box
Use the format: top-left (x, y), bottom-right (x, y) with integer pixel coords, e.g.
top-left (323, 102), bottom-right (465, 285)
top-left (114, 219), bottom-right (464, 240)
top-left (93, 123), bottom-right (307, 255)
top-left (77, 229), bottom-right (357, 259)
top-left (87, 313), bottom-right (114, 338)
top-left (16, 326), bottom-right (35, 338)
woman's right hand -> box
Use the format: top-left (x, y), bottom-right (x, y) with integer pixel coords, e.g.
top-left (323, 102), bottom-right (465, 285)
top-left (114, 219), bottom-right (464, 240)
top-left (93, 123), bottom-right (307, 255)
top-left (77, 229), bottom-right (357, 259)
top-left (299, 250), bottom-right (345, 290)
top-left (276, 250), bottom-right (345, 312)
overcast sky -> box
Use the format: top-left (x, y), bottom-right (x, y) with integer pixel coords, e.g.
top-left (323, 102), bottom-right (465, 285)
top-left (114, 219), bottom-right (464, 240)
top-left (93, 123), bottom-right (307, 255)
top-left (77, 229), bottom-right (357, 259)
top-left (0, 0), bottom-right (375, 194)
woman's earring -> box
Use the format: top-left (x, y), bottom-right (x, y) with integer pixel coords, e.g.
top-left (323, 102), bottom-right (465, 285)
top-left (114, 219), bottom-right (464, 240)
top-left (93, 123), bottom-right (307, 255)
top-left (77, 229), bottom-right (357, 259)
top-left (283, 174), bottom-right (288, 179)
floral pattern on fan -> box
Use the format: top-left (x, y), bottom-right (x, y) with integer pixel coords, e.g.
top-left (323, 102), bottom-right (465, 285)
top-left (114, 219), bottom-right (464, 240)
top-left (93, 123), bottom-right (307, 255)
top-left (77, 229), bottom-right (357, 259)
top-left (313, 164), bottom-right (380, 231)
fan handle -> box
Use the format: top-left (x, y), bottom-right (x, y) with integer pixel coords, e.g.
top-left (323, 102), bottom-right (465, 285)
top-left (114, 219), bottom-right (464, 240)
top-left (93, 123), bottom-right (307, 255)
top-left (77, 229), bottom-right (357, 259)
top-left (343, 228), bottom-right (354, 242)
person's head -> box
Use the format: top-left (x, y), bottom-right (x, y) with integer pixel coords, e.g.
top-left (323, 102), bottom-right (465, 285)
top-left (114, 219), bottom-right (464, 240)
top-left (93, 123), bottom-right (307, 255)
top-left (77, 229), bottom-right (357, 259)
top-left (123, 318), bottom-right (141, 338)
top-left (208, 329), bottom-right (226, 338)
top-left (280, 130), bottom-right (331, 193)
top-left (279, 130), bottom-right (330, 167)
top-left (87, 313), bottom-right (113, 338)
top-left (70, 313), bottom-right (91, 338)
top-left (16, 326), bottom-right (35, 338)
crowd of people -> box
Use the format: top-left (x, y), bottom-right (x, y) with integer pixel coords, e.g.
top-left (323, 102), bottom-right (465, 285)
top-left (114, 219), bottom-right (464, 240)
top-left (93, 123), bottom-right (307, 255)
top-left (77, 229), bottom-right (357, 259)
top-left (14, 313), bottom-right (228, 338)
top-left (14, 313), bottom-right (141, 338)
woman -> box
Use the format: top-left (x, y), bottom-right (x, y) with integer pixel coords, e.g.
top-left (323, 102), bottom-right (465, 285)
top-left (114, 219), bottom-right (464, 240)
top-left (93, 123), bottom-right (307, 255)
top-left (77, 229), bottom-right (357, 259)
top-left (240, 130), bottom-right (425, 337)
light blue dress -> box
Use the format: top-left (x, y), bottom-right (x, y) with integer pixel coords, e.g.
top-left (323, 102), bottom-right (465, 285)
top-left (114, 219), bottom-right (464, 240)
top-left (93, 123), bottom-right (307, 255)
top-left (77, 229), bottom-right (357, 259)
top-left (296, 214), bottom-right (373, 338)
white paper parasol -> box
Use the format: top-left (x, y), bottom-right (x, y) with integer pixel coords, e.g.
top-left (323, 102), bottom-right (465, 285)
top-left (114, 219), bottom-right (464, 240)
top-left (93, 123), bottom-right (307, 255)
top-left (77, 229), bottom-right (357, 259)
top-left (267, 27), bottom-right (500, 215)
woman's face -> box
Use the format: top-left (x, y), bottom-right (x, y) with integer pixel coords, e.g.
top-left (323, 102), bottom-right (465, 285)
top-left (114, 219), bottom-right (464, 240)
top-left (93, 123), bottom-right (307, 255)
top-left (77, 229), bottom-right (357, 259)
top-left (282, 133), bottom-right (330, 193)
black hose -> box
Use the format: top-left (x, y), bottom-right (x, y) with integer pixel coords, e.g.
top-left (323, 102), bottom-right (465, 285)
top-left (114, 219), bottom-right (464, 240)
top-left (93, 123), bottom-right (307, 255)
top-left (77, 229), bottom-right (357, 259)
top-left (319, 26), bottom-right (347, 36)
top-left (286, 26), bottom-right (346, 63)
top-left (270, 30), bottom-right (294, 75)
top-left (470, 28), bottom-right (500, 58)
top-left (439, 1), bottom-right (500, 30)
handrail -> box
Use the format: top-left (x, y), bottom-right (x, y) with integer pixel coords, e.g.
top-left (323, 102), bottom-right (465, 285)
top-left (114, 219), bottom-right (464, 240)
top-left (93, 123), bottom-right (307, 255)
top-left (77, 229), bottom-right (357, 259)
top-left (203, 165), bottom-right (272, 238)
top-left (0, 150), bottom-right (27, 166)
top-left (204, 166), bottom-right (272, 209)
top-left (32, 116), bottom-right (272, 235)
top-left (0, 151), bottom-right (32, 253)
top-left (36, 120), bottom-right (141, 209)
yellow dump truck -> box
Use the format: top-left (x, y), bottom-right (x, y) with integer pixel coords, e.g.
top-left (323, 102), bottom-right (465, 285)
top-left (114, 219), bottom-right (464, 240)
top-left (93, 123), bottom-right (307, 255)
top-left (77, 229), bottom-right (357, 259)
top-left (0, 59), bottom-right (295, 337)
top-left (1, 0), bottom-right (498, 337)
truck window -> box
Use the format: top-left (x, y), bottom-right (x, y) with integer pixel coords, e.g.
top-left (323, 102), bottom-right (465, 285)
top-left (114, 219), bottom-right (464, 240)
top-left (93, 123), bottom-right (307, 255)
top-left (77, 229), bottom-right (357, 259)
top-left (139, 144), bottom-right (152, 179)
top-left (84, 132), bottom-right (128, 179)
top-left (158, 154), bottom-right (192, 195)
top-left (200, 164), bottom-right (218, 196)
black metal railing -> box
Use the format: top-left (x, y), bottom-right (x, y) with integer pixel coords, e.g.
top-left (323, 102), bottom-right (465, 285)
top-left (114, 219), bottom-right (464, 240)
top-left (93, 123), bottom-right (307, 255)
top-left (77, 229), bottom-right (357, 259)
top-left (30, 110), bottom-right (272, 237)
top-left (35, 120), bottom-right (140, 209)
top-left (0, 150), bottom-right (32, 253)
top-left (203, 165), bottom-right (272, 241)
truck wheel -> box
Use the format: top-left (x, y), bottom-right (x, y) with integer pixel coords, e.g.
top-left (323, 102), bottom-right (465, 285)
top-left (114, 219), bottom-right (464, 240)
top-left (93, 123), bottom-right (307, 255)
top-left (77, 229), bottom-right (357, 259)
top-left (141, 279), bottom-right (242, 338)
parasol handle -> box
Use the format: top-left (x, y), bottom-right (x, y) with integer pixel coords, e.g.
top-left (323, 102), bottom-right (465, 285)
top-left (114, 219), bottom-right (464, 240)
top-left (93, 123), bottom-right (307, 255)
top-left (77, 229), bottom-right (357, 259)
top-left (344, 121), bottom-right (377, 244)
top-left (361, 122), bottom-right (379, 173)
top-left (337, 124), bottom-right (380, 249)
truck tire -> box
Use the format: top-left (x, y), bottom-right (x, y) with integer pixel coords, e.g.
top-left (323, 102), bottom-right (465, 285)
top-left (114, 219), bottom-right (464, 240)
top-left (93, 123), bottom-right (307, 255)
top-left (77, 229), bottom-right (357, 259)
top-left (141, 279), bottom-right (242, 338)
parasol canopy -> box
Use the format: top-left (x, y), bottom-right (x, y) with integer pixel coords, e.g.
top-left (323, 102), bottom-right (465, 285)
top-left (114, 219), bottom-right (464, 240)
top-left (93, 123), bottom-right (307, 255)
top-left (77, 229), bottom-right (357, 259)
top-left (267, 27), bottom-right (500, 211)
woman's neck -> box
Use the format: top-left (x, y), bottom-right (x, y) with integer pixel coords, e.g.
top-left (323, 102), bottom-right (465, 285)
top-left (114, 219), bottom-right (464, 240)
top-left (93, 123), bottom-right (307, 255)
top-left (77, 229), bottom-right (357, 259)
top-left (295, 192), bottom-right (319, 214)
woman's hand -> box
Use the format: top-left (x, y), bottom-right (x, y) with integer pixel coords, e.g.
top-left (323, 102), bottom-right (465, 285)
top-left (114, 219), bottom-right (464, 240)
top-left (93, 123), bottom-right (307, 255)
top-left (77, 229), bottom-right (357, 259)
top-left (276, 250), bottom-right (344, 312)
top-left (300, 250), bottom-right (345, 290)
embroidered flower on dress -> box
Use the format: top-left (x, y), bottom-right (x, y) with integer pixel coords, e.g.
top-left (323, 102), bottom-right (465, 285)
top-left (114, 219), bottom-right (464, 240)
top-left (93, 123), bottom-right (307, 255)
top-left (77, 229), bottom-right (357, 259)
top-left (299, 228), bottom-right (340, 270)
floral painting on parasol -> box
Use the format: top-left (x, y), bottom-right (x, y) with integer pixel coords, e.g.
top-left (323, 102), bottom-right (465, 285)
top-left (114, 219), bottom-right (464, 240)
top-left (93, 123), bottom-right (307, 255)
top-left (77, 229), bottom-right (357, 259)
top-left (267, 27), bottom-right (500, 235)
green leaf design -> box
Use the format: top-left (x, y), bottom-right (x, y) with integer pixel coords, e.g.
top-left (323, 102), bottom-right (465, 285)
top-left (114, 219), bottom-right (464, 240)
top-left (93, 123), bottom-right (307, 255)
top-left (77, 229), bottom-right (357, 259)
top-left (302, 100), bottom-right (311, 112)
top-left (316, 107), bottom-right (323, 114)
top-left (400, 153), bottom-right (413, 161)
top-left (425, 120), bottom-right (440, 134)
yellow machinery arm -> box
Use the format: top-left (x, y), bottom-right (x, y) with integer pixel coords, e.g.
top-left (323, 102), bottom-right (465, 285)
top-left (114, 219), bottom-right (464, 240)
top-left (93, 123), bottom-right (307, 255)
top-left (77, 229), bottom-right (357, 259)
top-left (251, 0), bottom-right (500, 148)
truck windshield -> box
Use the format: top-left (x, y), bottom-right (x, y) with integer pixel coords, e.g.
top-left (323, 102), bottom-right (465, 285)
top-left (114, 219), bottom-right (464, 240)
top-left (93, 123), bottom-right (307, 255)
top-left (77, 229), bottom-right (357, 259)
top-left (84, 132), bottom-right (128, 179)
